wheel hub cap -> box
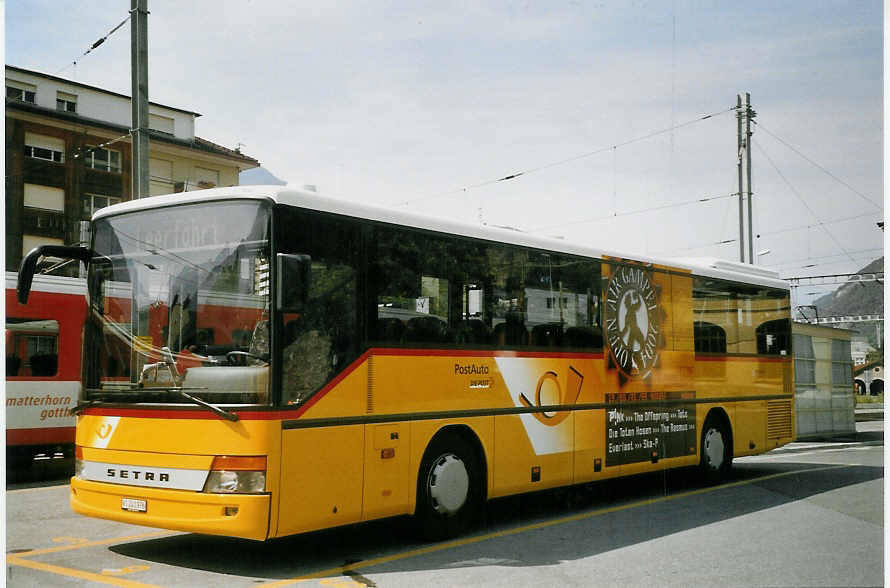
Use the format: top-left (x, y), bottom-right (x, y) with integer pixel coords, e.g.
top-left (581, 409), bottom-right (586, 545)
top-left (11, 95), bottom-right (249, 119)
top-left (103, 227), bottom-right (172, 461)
top-left (428, 454), bottom-right (469, 516)
top-left (704, 429), bottom-right (725, 469)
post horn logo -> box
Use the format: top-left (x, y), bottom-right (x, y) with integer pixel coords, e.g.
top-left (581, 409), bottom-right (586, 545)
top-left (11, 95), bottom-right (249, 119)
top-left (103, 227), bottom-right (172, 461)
top-left (604, 263), bottom-right (664, 384)
top-left (519, 366), bottom-right (584, 426)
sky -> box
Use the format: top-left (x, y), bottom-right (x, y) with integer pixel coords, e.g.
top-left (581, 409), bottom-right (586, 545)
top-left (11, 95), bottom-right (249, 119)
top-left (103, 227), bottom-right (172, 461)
top-left (5, 1), bottom-right (884, 310)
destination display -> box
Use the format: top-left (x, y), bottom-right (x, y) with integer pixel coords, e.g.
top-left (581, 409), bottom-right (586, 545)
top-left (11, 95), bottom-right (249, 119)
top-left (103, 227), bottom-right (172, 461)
top-left (606, 391), bottom-right (697, 466)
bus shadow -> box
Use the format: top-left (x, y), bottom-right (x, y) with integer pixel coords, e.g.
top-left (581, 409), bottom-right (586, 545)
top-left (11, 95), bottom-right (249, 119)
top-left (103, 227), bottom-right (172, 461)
top-left (110, 461), bottom-right (883, 580)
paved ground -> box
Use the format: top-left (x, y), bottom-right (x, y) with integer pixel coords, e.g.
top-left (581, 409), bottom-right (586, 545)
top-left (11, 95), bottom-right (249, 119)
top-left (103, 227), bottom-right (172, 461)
top-left (5, 419), bottom-right (884, 587)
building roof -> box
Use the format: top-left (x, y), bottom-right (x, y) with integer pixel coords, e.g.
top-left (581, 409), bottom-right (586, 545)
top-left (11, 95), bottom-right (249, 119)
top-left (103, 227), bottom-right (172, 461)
top-left (6, 97), bottom-right (259, 168)
top-left (792, 321), bottom-right (855, 339)
top-left (6, 65), bottom-right (202, 117)
top-left (193, 136), bottom-right (257, 162)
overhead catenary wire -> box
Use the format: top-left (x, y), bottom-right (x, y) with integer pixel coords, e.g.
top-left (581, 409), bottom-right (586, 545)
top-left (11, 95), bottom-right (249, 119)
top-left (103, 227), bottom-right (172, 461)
top-left (772, 247), bottom-right (884, 270)
top-left (776, 255), bottom-right (884, 277)
top-left (656, 211), bottom-right (880, 257)
top-left (757, 212), bottom-right (880, 238)
top-left (56, 14), bottom-right (131, 75)
top-left (393, 105), bottom-right (740, 208)
top-left (72, 133), bottom-right (132, 161)
top-left (532, 191), bottom-right (737, 232)
top-left (754, 138), bottom-right (857, 264)
top-left (753, 120), bottom-right (881, 211)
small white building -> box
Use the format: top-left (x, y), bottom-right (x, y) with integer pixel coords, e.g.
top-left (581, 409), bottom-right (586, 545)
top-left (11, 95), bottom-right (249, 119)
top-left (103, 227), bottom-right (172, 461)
top-left (793, 322), bottom-right (856, 439)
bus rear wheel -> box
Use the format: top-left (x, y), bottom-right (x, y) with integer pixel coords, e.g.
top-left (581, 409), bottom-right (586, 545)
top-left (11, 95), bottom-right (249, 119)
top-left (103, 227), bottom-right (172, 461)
top-left (415, 433), bottom-right (480, 541)
top-left (699, 416), bottom-right (732, 484)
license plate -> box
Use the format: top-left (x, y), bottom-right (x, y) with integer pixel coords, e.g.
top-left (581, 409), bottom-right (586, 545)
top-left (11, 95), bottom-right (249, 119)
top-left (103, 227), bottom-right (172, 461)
top-left (121, 498), bottom-right (147, 512)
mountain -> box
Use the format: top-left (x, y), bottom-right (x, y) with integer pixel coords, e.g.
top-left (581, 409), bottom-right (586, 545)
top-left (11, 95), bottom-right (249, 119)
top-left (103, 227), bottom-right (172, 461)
top-left (239, 166), bottom-right (286, 186)
top-left (813, 257), bottom-right (883, 316)
top-left (810, 257), bottom-right (884, 347)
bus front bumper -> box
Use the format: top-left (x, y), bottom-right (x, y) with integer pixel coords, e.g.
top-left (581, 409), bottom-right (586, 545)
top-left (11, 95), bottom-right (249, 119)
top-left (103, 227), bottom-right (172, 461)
top-left (70, 477), bottom-right (270, 541)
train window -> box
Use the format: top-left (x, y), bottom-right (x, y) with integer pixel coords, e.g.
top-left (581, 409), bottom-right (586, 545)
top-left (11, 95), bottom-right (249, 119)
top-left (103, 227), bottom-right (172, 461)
top-left (6, 318), bottom-right (59, 377)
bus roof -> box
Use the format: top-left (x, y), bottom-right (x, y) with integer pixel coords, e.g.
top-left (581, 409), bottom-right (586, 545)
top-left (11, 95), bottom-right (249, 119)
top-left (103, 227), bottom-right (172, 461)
top-left (93, 185), bottom-right (789, 290)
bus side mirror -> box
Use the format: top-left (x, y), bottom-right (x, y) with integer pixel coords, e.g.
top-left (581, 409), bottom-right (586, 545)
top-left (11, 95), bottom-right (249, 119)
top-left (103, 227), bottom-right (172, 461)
top-left (17, 245), bottom-right (93, 304)
top-left (276, 254), bottom-right (311, 311)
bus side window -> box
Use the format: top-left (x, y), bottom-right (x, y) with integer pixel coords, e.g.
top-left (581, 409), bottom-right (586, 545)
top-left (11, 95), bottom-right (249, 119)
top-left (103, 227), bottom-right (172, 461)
top-left (372, 226), bottom-right (454, 346)
top-left (277, 208), bottom-right (359, 404)
top-left (694, 278), bottom-right (790, 356)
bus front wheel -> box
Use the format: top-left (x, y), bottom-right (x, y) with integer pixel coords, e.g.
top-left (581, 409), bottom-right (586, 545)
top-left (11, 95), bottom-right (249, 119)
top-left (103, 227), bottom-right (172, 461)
top-left (699, 415), bottom-right (732, 484)
top-left (415, 433), bottom-right (480, 541)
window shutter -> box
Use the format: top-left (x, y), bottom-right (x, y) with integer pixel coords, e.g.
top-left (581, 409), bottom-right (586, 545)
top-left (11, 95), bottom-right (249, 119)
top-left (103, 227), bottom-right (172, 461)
top-left (24, 184), bottom-right (65, 211)
top-left (24, 133), bottom-right (65, 152)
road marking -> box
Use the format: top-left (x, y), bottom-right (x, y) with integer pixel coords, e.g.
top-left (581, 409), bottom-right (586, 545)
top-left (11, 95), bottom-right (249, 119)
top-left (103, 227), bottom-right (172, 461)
top-left (52, 536), bottom-right (89, 545)
top-left (7, 554), bottom-right (162, 587)
top-left (102, 565), bottom-right (152, 576)
top-left (319, 579), bottom-right (366, 588)
top-left (11, 530), bottom-right (174, 558)
top-left (257, 464), bottom-right (847, 587)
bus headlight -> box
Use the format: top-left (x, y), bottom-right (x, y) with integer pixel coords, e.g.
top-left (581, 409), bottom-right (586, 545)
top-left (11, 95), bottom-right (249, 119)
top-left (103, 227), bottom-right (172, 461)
top-left (203, 456), bottom-right (266, 494)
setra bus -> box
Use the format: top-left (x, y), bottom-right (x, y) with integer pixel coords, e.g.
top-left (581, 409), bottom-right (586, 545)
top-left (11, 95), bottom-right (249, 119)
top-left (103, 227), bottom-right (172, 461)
top-left (17, 186), bottom-right (793, 541)
top-left (6, 271), bottom-right (86, 467)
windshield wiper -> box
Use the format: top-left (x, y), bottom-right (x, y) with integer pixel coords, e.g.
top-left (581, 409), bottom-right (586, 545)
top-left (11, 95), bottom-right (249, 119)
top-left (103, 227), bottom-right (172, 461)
top-left (83, 385), bottom-right (239, 422)
top-left (70, 399), bottom-right (101, 415)
top-left (173, 388), bottom-right (239, 422)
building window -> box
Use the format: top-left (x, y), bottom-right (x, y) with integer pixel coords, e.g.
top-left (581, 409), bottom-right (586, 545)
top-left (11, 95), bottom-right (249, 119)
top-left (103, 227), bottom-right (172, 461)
top-left (25, 145), bottom-right (64, 163)
top-left (6, 80), bottom-right (36, 104)
top-left (56, 91), bottom-right (77, 113)
top-left (85, 146), bottom-right (121, 172)
top-left (194, 167), bottom-right (220, 189)
top-left (83, 194), bottom-right (121, 218)
top-left (24, 132), bottom-right (65, 164)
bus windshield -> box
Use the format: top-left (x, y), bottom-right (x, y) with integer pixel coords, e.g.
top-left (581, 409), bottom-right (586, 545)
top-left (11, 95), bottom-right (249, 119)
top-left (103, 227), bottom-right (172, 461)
top-left (83, 200), bottom-right (271, 406)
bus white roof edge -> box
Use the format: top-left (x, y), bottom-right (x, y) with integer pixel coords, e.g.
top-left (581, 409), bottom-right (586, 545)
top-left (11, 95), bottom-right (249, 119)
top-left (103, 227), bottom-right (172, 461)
top-left (668, 257), bottom-right (782, 279)
top-left (90, 187), bottom-right (789, 291)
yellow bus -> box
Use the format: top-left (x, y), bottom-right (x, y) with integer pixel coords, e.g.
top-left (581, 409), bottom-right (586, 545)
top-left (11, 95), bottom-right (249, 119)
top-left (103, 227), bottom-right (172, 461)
top-left (17, 186), bottom-right (793, 541)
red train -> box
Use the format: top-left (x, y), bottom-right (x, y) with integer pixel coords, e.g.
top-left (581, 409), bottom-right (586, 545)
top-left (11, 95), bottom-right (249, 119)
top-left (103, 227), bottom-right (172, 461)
top-left (6, 272), bottom-right (86, 467)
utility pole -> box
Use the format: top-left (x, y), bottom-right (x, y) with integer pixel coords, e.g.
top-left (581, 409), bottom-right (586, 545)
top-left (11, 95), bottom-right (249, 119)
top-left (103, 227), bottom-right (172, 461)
top-left (744, 92), bottom-right (754, 264)
top-left (130, 0), bottom-right (149, 199)
top-left (736, 92), bottom-right (755, 263)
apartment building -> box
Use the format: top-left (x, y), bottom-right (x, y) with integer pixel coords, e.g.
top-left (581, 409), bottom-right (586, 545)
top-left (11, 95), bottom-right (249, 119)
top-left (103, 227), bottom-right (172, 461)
top-left (5, 64), bottom-right (259, 272)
